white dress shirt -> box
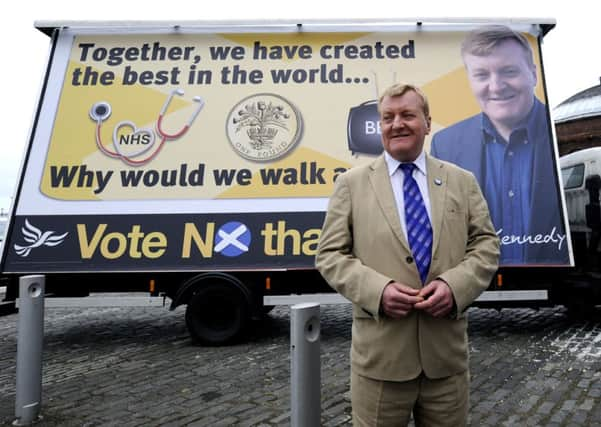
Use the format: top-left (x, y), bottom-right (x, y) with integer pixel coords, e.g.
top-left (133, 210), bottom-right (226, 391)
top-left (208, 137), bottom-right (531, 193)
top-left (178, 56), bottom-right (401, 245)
top-left (384, 150), bottom-right (433, 241)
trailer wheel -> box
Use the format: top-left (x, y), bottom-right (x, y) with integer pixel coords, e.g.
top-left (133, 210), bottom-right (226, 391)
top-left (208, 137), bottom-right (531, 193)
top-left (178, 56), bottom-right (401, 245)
top-left (262, 305), bottom-right (275, 315)
top-left (566, 302), bottom-right (596, 320)
top-left (185, 282), bottom-right (250, 345)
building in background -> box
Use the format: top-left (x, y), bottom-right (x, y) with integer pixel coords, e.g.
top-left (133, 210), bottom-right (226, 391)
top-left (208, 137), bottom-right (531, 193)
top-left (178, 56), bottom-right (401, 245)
top-left (554, 78), bottom-right (601, 156)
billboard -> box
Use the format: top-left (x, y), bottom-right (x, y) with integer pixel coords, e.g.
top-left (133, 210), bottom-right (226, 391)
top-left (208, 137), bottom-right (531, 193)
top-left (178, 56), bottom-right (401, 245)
top-left (1, 22), bottom-right (571, 272)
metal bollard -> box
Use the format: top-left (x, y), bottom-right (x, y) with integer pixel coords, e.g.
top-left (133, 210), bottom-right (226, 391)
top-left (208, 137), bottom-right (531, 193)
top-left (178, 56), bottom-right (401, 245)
top-left (14, 275), bottom-right (45, 426)
top-left (290, 302), bottom-right (320, 427)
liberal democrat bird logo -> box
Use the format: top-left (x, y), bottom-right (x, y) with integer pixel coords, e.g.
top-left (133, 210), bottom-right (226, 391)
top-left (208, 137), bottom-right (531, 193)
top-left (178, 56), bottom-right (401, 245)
top-left (13, 219), bottom-right (68, 257)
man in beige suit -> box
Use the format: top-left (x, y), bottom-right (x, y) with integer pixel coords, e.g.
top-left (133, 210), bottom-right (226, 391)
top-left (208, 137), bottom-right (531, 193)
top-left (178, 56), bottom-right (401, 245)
top-left (316, 83), bottom-right (500, 426)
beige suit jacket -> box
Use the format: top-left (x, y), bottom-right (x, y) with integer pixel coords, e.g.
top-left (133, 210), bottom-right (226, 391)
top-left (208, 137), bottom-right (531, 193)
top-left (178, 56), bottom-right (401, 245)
top-left (316, 153), bottom-right (500, 381)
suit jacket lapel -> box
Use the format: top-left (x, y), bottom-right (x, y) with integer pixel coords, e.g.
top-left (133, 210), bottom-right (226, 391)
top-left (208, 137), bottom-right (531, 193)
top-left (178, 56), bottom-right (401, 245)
top-left (368, 155), bottom-right (410, 252)
top-left (426, 154), bottom-right (447, 257)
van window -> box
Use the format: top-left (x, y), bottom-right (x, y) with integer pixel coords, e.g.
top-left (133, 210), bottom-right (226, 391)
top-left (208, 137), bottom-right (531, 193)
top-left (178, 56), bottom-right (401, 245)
top-left (561, 164), bottom-right (585, 189)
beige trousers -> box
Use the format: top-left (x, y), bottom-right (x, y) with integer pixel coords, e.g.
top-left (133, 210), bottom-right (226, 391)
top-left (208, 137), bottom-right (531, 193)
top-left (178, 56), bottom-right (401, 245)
top-left (351, 370), bottom-right (469, 427)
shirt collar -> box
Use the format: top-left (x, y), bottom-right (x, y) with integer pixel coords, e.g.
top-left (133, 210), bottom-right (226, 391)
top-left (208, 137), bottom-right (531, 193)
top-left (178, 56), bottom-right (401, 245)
top-left (384, 150), bottom-right (427, 177)
top-left (481, 96), bottom-right (539, 143)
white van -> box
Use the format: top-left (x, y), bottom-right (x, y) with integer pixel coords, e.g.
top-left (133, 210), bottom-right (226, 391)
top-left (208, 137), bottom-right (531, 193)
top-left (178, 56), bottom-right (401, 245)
top-left (560, 147), bottom-right (601, 233)
top-left (0, 216), bottom-right (7, 246)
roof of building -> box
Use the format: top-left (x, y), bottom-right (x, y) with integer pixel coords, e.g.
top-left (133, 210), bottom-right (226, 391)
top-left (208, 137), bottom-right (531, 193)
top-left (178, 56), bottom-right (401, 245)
top-left (554, 80), bottom-right (601, 124)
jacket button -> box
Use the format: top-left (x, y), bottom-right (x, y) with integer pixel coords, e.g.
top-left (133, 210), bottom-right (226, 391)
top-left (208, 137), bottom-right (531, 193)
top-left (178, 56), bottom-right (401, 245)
top-left (406, 256), bottom-right (413, 264)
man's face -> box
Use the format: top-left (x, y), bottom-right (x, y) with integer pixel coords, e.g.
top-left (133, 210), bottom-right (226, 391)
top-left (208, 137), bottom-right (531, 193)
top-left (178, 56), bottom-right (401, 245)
top-left (379, 91), bottom-right (431, 162)
top-left (464, 39), bottom-right (537, 132)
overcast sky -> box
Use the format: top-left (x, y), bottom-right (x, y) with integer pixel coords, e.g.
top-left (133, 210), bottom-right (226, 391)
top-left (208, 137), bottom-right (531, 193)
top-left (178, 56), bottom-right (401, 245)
top-left (1, 0), bottom-right (599, 214)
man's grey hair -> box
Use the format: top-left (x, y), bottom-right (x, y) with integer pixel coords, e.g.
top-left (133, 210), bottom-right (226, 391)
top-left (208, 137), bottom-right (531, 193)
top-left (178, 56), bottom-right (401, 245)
top-left (378, 83), bottom-right (430, 118)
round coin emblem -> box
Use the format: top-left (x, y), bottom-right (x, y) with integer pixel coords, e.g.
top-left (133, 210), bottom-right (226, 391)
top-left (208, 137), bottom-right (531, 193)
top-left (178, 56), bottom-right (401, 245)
top-left (226, 93), bottom-right (303, 162)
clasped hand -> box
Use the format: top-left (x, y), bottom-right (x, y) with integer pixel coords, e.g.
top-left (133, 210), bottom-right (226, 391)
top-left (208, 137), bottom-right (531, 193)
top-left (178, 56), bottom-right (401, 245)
top-left (381, 279), bottom-right (453, 319)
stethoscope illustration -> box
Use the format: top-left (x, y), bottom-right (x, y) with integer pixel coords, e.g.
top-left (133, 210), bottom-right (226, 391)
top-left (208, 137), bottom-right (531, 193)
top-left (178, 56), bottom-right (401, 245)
top-left (90, 89), bottom-right (204, 166)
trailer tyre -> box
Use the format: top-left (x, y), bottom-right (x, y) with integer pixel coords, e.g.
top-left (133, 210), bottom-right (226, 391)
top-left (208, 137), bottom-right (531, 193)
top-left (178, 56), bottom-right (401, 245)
top-left (185, 282), bottom-right (249, 345)
top-left (262, 305), bottom-right (275, 315)
top-left (566, 302), bottom-right (596, 320)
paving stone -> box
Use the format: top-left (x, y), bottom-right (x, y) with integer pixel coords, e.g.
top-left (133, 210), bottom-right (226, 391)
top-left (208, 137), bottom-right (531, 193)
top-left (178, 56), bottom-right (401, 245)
top-left (569, 409), bottom-right (589, 424)
top-left (1, 304), bottom-right (601, 426)
top-left (579, 398), bottom-right (595, 411)
top-left (561, 399), bottom-right (577, 411)
top-left (537, 401), bottom-right (556, 414)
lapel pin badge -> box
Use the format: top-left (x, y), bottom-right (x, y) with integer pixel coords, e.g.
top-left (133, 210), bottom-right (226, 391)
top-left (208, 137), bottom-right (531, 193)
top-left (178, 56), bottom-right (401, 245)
top-left (434, 178), bottom-right (442, 186)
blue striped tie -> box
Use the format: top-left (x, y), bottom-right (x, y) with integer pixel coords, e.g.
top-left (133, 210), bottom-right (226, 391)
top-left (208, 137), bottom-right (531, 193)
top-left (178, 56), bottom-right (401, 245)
top-left (399, 163), bottom-right (432, 284)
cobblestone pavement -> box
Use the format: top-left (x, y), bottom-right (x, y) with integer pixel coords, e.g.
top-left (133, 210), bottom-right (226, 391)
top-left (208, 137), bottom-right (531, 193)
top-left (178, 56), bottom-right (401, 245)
top-left (1, 302), bottom-right (601, 426)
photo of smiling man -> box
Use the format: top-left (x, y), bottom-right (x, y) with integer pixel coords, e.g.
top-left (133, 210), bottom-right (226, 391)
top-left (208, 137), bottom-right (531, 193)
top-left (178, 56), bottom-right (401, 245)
top-left (431, 25), bottom-right (569, 265)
